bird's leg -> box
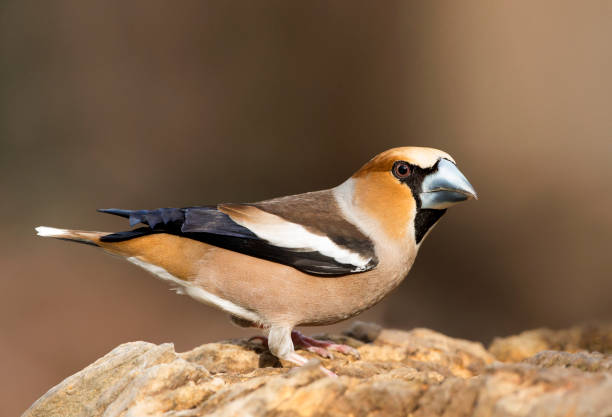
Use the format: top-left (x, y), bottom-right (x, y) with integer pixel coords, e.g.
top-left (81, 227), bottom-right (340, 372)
top-left (264, 325), bottom-right (337, 377)
top-left (249, 329), bottom-right (359, 361)
top-left (236, 315), bottom-right (358, 359)
top-left (291, 330), bottom-right (360, 359)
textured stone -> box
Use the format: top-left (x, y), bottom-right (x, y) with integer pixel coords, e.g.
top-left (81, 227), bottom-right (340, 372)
top-left (523, 350), bottom-right (612, 372)
top-left (343, 321), bottom-right (383, 343)
top-left (414, 363), bottom-right (612, 417)
top-left (489, 323), bottom-right (612, 362)
top-left (22, 324), bottom-right (612, 417)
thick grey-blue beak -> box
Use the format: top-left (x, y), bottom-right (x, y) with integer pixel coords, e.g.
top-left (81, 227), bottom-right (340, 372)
top-left (419, 158), bottom-right (477, 210)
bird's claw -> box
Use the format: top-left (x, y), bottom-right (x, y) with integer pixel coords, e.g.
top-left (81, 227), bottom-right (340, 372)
top-left (291, 331), bottom-right (360, 360)
top-left (326, 343), bottom-right (360, 359)
top-left (305, 346), bottom-right (334, 359)
top-left (249, 331), bottom-right (359, 365)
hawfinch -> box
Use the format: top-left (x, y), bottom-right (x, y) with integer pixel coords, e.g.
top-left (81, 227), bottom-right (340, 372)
top-left (36, 147), bottom-right (476, 376)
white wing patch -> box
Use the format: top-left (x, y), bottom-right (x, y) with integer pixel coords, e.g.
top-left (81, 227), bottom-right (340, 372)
top-left (230, 211), bottom-right (372, 271)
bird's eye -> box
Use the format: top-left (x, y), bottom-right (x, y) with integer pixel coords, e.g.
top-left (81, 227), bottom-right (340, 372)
top-left (392, 161), bottom-right (411, 179)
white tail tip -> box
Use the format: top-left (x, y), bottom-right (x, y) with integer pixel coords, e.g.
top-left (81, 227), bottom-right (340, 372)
top-left (35, 226), bottom-right (68, 237)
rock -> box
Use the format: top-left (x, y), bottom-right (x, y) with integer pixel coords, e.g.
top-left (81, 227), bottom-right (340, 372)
top-left (489, 323), bottom-right (612, 362)
top-left (343, 321), bottom-right (382, 343)
top-left (23, 342), bottom-right (178, 417)
top-left (179, 340), bottom-right (268, 374)
top-left (523, 350), bottom-right (612, 372)
top-left (415, 363), bottom-right (612, 417)
top-left (371, 327), bottom-right (495, 378)
top-left (22, 324), bottom-right (612, 417)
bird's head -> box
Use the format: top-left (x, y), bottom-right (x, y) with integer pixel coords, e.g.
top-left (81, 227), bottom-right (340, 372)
top-left (343, 147), bottom-right (477, 244)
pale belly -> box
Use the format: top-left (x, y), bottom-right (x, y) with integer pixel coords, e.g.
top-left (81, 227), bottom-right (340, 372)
top-left (190, 244), bottom-right (414, 327)
top-left (114, 234), bottom-right (415, 328)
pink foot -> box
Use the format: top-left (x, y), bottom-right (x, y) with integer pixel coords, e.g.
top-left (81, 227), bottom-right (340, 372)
top-left (250, 332), bottom-right (360, 359)
top-left (291, 331), bottom-right (361, 360)
top-left (248, 336), bottom-right (338, 377)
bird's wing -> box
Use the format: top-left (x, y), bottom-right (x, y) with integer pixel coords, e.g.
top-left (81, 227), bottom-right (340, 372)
top-left (99, 191), bottom-right (377, 276)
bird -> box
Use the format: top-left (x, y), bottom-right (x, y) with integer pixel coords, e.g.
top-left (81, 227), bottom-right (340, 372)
top-left (36, 147), bottom-right (476, 376)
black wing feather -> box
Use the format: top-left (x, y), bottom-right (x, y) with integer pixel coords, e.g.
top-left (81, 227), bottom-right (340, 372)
top-left (182, 207), bottom-right (259, 239)
top-left (98, 206), bottom-right (369, 276)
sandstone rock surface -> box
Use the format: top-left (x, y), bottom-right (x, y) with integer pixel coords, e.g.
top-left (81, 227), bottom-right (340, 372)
top-left (23, 323), bottom-right (612, 417)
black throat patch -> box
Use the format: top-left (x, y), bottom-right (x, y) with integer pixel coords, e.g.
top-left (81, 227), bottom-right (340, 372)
top-left (397, 160), bottom-right (446, 244)
top-left (413, 208), bottom-right (446, 243)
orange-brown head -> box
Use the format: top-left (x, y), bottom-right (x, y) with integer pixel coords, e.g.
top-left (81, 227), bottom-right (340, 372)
top-left (344, 147), bottom-right (476, 243)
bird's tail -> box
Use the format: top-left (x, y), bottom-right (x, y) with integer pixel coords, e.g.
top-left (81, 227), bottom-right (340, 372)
top-left (35, 225), bottom-right (208, 288)
top-left (35, 224), bottom-right (206, 286)
top-left (35, 226), bottom-right (108, 247)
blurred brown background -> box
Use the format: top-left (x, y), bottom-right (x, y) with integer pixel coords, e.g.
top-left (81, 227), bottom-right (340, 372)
top-left (1, 1), bottom-right (611, 414)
